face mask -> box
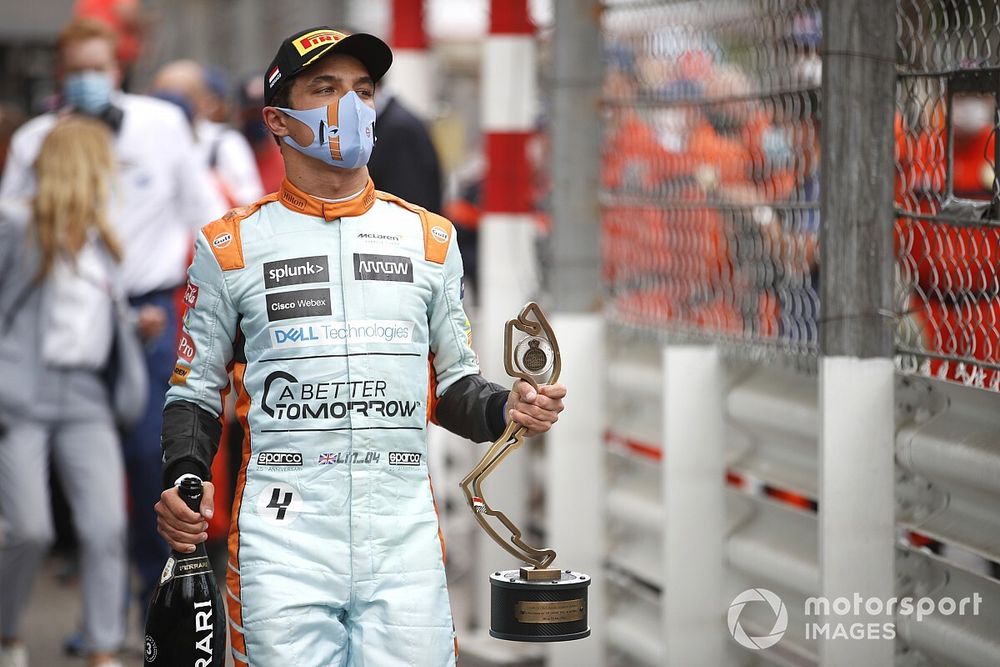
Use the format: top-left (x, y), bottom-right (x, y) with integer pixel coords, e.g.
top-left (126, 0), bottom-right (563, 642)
top-left (277, 91), bottom-right (376, 169)
top-left (64, 71), bottom-right (113, 115)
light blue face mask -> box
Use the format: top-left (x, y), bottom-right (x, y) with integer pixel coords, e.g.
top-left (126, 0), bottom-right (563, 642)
top-left (277, 91), bottom-right (377, 169)
top-left (64, 71), bottom-right (113, 115)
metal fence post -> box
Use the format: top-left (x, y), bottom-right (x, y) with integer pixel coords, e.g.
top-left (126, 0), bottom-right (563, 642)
top-left (819, 0), bottom-right (896, 664)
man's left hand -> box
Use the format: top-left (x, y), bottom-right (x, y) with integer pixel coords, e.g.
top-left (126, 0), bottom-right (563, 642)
top-left (506, 380), bottom-right (566, 437)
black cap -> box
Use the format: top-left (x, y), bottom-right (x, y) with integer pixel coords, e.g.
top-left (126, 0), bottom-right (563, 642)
top-left (264, 27), bottom-right (393, 106)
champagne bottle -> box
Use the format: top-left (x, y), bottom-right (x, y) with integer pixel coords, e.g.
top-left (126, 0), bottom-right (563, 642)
top-left (144, 477), bottom-right (226, 666)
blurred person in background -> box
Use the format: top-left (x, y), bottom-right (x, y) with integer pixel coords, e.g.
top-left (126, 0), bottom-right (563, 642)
top-left (73, 0), bottom-right (144, 91)
top-left (202, 65), bottom-right (234, 124)
top-left (153, 26), bottom-right (565, 664)
top-left (0, 106), bottom-right (27, 181)
top-left (237, 73), bottom-right (286, 193)
top-left (368, 83), bottom-right (443, 213)
top-left (0, 117), bottom-right (127, 667)
top-left (152, 60), bottom-right (265, 207)
top-left (0, 17), bottom-right (227, 625)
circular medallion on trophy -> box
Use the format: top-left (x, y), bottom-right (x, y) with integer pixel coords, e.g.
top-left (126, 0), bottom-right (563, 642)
top-left (515, 337), bottom-right (554, 378)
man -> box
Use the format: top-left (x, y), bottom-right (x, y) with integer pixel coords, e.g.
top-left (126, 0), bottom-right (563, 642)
top-left (0, 18), bottom-right (227, 621)
top-left (151, 60), bottom-right (265, 207)
top-left (154, 26), bottom-right (566, 666)
top-left (368, 84), bottom-right (443, 213)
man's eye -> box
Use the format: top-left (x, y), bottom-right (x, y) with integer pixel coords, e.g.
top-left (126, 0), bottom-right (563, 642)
top-left (358, 89), bottom-right (373, 98)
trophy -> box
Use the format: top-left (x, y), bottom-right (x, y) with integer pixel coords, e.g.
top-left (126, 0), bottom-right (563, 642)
top-left (460, 302), bottom-right (591, 642)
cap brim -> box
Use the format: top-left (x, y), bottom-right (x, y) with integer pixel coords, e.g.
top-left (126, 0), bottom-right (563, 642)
top-left (302, 33), bottom-right (393, 83)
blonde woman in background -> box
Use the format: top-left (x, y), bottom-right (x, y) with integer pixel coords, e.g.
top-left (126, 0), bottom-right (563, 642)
top-left (0, 117), bottom-right (126, 667)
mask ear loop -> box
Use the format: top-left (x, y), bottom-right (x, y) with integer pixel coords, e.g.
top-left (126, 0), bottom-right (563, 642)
top-left (277, 107), bottom-right (320, 151)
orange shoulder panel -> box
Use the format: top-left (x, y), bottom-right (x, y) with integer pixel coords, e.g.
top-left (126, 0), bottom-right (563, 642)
top-left (199, 193), bottom-right (278, 271)
top-left (375, 191), bottom-right (454, 265)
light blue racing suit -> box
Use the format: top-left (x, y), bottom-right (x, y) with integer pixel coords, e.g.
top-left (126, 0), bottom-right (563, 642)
top-left (162, 178), bottom-right (506, 666)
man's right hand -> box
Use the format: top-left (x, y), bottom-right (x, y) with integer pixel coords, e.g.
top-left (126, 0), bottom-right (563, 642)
top-left (155, 481), bottom-right (215, 553)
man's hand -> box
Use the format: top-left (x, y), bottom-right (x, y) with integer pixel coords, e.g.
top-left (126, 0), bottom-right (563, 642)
top-left (137, 304), bottom-right (167, 342)
top-left (506, 379), bottom-right (566, 437)
top-left (154, 481), bottom-right (215, 553)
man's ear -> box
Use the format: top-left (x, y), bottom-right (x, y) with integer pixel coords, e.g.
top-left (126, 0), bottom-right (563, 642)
top-left (262, 106), bottom-right (289, 139)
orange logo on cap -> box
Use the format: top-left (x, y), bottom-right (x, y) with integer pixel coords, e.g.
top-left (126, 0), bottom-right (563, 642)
top-left (294, 30), bottom-right (346, 56)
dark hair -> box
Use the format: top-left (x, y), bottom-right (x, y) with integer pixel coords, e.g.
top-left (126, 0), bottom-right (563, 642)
top-left (269, 81), bottom-right (292, 145)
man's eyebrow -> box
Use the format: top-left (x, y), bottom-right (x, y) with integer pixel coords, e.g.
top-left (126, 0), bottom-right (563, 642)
top-left (305, 74), bottom-right (375, 87)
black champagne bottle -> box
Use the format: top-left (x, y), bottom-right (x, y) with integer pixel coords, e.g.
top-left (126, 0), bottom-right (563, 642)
top-left (144, 477), bottom-right (226, 666)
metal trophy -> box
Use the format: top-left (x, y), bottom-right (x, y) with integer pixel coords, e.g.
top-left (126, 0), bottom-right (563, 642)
top-left (460, 302), bottom-right (591, 642)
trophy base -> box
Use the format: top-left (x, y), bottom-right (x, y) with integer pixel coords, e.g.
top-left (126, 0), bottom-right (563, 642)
top-left (489, 569), bottom-right (591, 643)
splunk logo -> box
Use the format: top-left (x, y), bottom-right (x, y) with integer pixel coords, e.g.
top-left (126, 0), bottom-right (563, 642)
top-left (728, 588), bottom-right (788, 650)
top-left (263, 255), bottom-right (329, 289)
top-left (260, 371), bottom-right (420, 422)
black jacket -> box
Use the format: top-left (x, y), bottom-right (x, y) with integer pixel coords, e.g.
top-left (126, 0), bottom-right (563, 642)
top-left (368, 96), bottom-right (443, 213)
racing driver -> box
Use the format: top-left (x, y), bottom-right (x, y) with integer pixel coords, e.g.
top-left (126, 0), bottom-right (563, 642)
top-left (153, 26), bottom-right (566, 666)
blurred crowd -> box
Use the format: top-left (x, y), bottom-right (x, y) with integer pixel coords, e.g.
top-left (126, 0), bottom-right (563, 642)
top-left (601, 8), bottom-right (822, 348)
top-left (601, 5), bottom-right (1000, 387)
top-left (0, 7), bottom-right (445, 667)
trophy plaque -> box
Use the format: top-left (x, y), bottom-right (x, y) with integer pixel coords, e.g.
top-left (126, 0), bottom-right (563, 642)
top-left (459, 302), bottom-right (591, 642)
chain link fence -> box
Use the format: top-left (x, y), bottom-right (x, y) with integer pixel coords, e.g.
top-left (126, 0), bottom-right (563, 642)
top-left (602, 0), bottom-right (1000, 391)
top-left (895, 0), bottom-right (1000, 390)
top-left (601, 0), bottom-right (822, 361)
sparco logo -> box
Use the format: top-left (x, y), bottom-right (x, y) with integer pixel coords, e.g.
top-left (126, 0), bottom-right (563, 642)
top-left (265, 288), bottom-right (332, 322)
top-left (257, 451), bottom-right (303, 467)
top-left (260, 371), bottom-right (420, 422)
top-left (389, 452), bottom-right (421, 466)
top-left (263, 255), bottom-right (329, 289)
top-left (353, 253), bottom-right (413, 282)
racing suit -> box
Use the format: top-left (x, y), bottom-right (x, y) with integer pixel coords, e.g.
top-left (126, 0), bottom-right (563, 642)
top-left (161, 177), bottom-right (509, 666)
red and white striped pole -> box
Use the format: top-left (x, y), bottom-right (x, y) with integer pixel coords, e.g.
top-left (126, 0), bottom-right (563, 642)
top-left (473, 0), bottom-right (538, 638)
top-left (388, 0), bottom-right (434, 120)
top-left (479, 0), bottom-right (537, 377)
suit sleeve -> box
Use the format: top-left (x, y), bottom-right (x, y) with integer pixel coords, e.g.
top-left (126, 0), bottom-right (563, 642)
top-left (427, 225), bottom-right (508, 443)
top-left (160, 229), bottom-right (239, 486)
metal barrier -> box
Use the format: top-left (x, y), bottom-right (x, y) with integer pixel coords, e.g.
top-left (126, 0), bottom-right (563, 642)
top-left (895, 0), bottom-right (1000, 390)
top-left (597, 2), bottom-right (1000, 667)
